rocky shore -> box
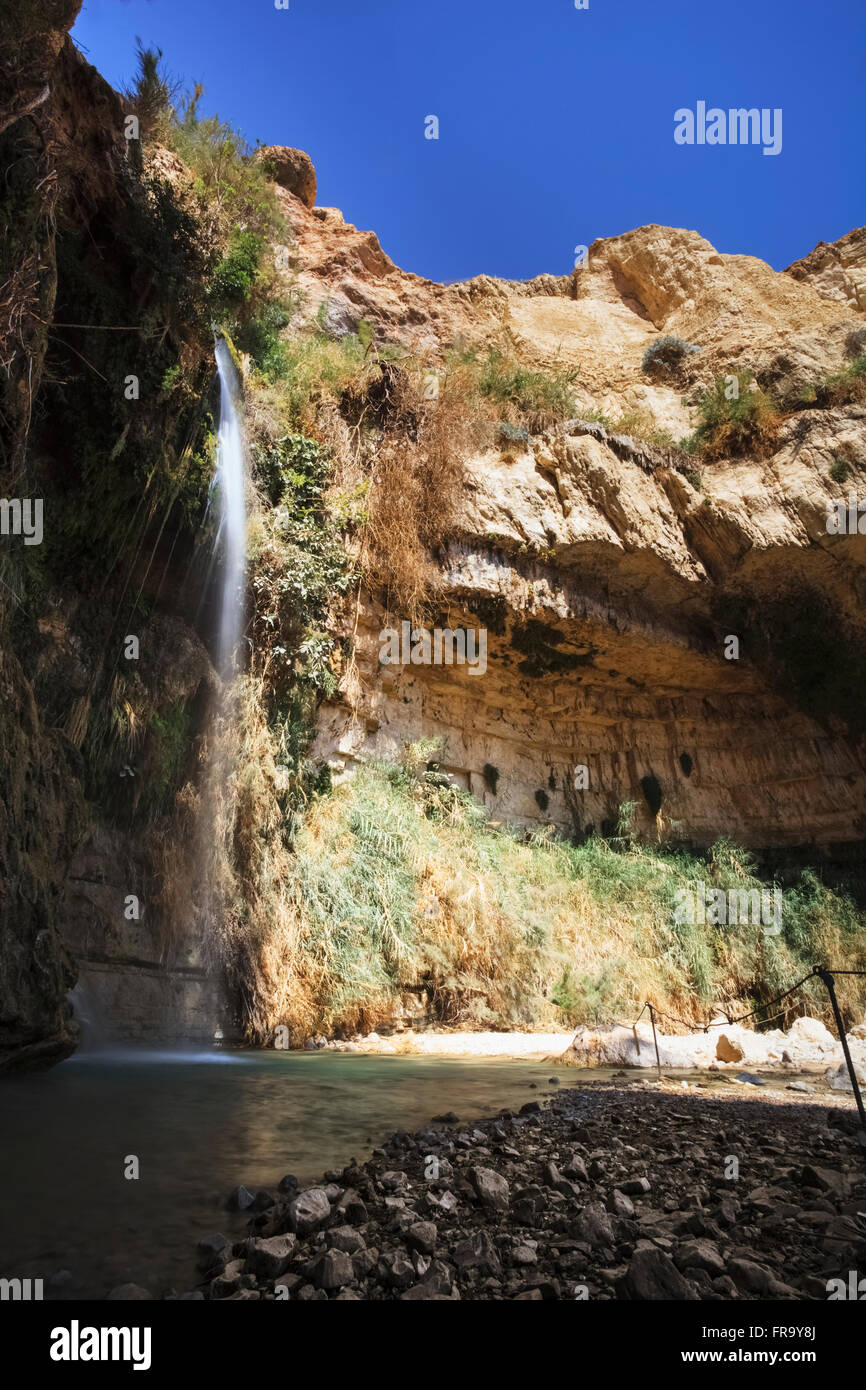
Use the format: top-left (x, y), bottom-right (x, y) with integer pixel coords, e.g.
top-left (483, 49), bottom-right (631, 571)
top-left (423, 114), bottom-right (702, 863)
top-left (189, 1077), bottom-right (866, 1301)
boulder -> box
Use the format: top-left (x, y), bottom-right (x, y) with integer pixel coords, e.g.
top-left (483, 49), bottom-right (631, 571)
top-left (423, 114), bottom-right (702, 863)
top-left (716, 1033), bottom-right (745, 1063)
top-left (673, 1239), bottom-right (726, 1277)
top-left (452, 1230), bottom-right (502, 1276)
top-left (314, 1249), bottom-right (353, 1290)
top-left (801, 1164), bottom-right (849, 1198)
top-left (618, 1247), bottom-right (698, 1300)
top-left (574, 1201), bottom-right (615, 1247)
top-left (608, 1189), bottom-right (635, 1219)
top-left (467, 1165), bottom-right (509, 1211)
top-left (327, 1225), bottom-right (366, 1255)
top-left (287, 1186), bottom-right (331, 1235)
top-left (228, 1184), bottom-right (255, 1211)
top-left (255, 145), bottom-right (316, 207)
top-left (244, 1234), bottom-right (296, 1280)
top-left (406, 1221), bottom-right (437, 1255)
top-left (787, 1016), bottom-right (837, 1052)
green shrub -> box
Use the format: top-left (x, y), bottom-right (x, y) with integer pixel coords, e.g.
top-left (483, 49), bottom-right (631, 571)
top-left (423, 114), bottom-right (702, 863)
top-left (684, 371), bottom-right (780, 460)
top-left (478, 348), bottom-right (577, 428)
top-left (234, 300), bottom-right (298, 376)
top-left (210, 230), bottom-right (262, 308)
top-left (814, 355), bottom-right (866, 408)
top-left (829, 457), bottom-right (851, 483)
top-left (446, 346), bottom-right (578, 432)
top-left (253, 331), bottom-right (370, 426)
top-left (121, 40), bottom-right (179, 142)
top-left (642, 335), bottom-right (699, 378)
top-left (254, 432), bottom-right (330, 509)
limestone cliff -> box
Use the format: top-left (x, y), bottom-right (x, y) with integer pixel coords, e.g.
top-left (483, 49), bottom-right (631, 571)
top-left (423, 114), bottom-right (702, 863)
top-left (262, 180), bottom-right (866, 849)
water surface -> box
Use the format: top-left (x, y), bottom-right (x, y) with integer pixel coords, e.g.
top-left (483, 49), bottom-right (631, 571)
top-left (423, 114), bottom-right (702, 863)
top-left (0, 1048), bottom-right (562, 1299)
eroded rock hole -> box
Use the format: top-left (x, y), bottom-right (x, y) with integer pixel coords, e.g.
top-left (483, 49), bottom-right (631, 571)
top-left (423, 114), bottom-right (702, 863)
top-left (640, 773), bottom-right (663, 817)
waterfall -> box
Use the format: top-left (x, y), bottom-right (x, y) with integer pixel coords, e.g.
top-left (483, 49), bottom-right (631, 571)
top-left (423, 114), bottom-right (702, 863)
top-left (214, 338), bottom-right (247, 677)
top-left (196, 340), bottom-right (249, 1021)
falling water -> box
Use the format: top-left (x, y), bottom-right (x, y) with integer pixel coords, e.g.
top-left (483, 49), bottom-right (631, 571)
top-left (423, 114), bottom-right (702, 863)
top-left (214, 338), bottom-right (247, 677)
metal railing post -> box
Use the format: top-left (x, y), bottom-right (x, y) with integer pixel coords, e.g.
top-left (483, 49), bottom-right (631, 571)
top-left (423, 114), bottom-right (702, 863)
top-left (647, 1002), bottom-right (661, 1076)
top-left (817, 967), bottom-right (866, 1142)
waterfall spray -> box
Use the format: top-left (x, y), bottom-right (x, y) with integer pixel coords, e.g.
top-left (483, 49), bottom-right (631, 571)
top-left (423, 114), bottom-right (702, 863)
top-left (214, 338), bottom-right (247, 677)
top-left (192, 339), bottom-right (250, 1044)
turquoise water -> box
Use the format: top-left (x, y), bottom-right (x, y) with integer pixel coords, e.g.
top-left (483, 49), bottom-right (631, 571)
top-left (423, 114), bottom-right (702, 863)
top-left (0, 1049), bottom-right (564, 1299)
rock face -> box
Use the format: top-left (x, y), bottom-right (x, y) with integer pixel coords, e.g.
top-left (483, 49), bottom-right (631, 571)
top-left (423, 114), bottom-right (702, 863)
top-left (305, 222), bottom-right (866, 849)
top-left (255, 145), bottom-right (317, 207)
top-left (0, 648), bottom-right (85, 1071)
top-left (0, 26), bottom-right (226, 1064)
top-left (786, 227), bottom-right (866, 312)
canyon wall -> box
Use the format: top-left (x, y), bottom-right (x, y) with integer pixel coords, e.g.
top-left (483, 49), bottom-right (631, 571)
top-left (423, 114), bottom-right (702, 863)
top-left (1, 14), bottom-right (224, 1065)
top-left (276, 193), bottom-right (866, 848)
top-left (2, 9), bottom-right (865, 1066)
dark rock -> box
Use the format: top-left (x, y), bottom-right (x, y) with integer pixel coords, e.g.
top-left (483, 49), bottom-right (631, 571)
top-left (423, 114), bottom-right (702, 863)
top-left (406, 1221), bottom-right (437, 1255)
top-left (314, 1249), bottom-right (354, 1290)
top-left (327, 1225), bottom-right (366, 1255)
top-left (452, 1230), bottom-right (502, 1276)
top-left (801, 1164), bottom-right (849, 1197)
top-left (575, 1202), bottom-right (615, 1247)
top-left (608, 1189), bottom-right (635, 1218)
top-left (620, 1177), bottom-right (651, 1196)
top-left (334, 1189), bottom-right (368, 1226)
top-left (468, 1165), bottom-right (510, 1211)
top-left (244, 1235), bottom-right (296, 1280)
top-left (287, 1187), bottom-right (331, 1235)
top-left (674, 1239), bottom-right (725, 1277)
top-left (619, 1248), bottom-right (698, 1300)
top-left (562, 1154), bottom-right (589, 1183)
top-left (377, 1252), bottom-right (415, 1289)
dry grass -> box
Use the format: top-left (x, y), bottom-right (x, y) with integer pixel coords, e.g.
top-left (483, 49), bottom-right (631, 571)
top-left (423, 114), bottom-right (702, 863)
top-left (324, 360), bottom-right (488, 620)
top-left (198, 750), bottom-right (866, 1047)
top-left (687, 371), bottom-right (782, 462)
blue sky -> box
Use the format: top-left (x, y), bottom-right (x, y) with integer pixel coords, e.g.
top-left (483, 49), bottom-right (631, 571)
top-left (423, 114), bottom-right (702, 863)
top-left (73, 0), bottom-right (864, 283)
